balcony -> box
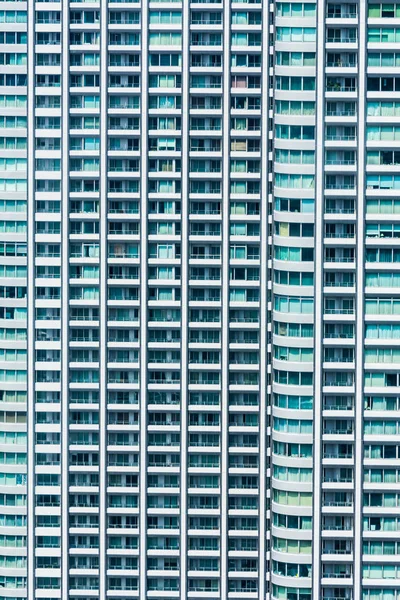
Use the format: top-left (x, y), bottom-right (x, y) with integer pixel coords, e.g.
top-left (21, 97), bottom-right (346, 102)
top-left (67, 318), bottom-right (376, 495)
top-left (323, 427), bottom-right (354, 435)
top-left (323, 595), bottom-right (353, 600)
top-left (326, 79), bottom-right (357, 93)
top-left (324, 379), bottom-right (354, 388)
top-left (326, 32), bottom-right (357, 44)
top-left (326, 58), bottom-right (357, 68)
top-left (326, 108), bottom-right (356, 117)
top-left (323, 398), bottom-right (354, 411)
top-left (327, 5), bottom-right (358, 18)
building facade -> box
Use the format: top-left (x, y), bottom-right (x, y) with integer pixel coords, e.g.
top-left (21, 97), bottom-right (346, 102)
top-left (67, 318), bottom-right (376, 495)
top-left (1, 0), bottom-right (400, 598)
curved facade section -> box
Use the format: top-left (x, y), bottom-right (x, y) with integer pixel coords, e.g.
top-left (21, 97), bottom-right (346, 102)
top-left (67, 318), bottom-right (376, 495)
top-left (271, 1), bottom-right (316, 597)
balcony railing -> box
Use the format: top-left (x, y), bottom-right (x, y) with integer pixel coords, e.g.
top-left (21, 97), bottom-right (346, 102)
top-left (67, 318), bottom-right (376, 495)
top-left (326, 61), bottom-right (357, 67)
top-left (326, 109), bottom-right (356, 116)
top-left (326, 36), bottom-right (357, 43)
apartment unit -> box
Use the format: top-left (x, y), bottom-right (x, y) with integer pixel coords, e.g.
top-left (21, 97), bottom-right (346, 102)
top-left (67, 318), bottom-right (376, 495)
top-left (1, 0), bottom-right (400, 598)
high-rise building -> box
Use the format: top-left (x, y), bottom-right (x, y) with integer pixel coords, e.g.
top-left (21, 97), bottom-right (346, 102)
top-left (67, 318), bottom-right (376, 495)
top-left (1, 0), bottom-right (400, 598)
top-left (1, 0), bottom-right (270, 598)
